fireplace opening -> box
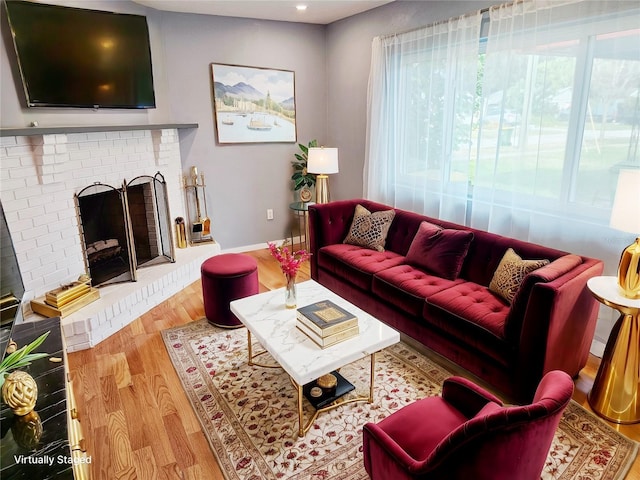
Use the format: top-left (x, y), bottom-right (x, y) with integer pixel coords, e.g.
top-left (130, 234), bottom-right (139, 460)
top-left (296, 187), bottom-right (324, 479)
top-left (75, 173), bottom-right (175, 287)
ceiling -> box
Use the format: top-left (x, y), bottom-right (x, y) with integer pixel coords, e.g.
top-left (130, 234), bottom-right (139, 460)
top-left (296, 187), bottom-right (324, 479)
top-left (132, 0), bottom-right (395, 25)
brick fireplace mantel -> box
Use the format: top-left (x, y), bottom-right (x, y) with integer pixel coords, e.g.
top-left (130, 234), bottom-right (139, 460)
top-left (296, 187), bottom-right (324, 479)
top-left (0, 124), bottom-right (218, 351)
top-left (0, 123), bottom-right (198, 137)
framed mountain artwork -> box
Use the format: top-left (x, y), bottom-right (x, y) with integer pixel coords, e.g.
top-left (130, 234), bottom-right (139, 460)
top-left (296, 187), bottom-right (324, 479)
top-left (211, 63), bottom-right (297, 144)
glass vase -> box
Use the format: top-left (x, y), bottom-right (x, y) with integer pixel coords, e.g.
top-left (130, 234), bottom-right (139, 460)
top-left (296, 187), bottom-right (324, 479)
top-left (285, 272), bottom-right (297, 309)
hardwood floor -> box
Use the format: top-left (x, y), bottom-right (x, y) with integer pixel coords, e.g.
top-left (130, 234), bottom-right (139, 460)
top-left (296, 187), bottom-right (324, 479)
top-left (67, 249), bottom-right (639, 480)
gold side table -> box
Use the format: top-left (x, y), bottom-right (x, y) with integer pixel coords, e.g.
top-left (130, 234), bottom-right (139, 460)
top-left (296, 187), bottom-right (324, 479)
top-left (289, 201), bottom-right (314, 251)
top-left (587, 276), bottom-right (640, 424)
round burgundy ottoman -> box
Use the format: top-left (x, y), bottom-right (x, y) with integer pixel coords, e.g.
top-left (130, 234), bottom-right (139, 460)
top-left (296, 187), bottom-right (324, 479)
top-left (201, 253), bottom-right (259, 328)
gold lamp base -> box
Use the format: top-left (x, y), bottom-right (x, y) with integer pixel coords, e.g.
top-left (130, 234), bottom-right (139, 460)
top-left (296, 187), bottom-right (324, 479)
top-left (588, 310), bottom-right (639, 424)
top-left (617, 237), bottom-right (640, 299)
top-left (315, 175), bottom-right (330, 204)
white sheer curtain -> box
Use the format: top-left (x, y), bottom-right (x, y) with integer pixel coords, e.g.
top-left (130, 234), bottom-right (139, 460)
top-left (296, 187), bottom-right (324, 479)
top-left (365, 0), bottom-right (640, 350)
top-left (472, 1), bottom-right (639, 253)
top-left (365, 13), bottom-right (482, 225)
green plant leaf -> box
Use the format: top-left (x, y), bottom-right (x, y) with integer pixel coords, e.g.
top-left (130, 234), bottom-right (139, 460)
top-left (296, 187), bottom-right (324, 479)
top-left (0, 331), bottom-right (49, 372)
top-left (4, 353), bottom-right (49, 370)
top-left (23, 331), bottom-right (49, 353)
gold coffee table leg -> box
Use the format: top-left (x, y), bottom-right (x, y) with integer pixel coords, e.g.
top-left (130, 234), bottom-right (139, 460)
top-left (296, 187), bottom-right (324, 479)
top-left (297, 384), bottom-right (305, 437)
top-left (588, 310), bottom-right (639, 424)
top-left (247, 330), bottom-right (253, 366)
top-left (294, 351), bottom-right (379, 437)
top-left (369, 352), bottom-right (375, 403)
top-left (246, 330), bottom-right (281, 369)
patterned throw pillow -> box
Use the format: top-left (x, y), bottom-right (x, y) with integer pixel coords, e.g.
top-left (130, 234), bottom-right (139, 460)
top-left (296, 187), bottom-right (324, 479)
top-left (343, 204), bottom-right (395, 252)
top-left (489, 248), bottom-right (550, 304)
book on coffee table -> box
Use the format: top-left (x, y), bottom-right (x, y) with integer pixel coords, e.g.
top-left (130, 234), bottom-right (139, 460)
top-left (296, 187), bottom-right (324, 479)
top-left (303, 370), bottom-right (355, 409)
top-left (296, 299), bottom-right (358, 337)
top-left (296, 322), bottom-right (359, 348)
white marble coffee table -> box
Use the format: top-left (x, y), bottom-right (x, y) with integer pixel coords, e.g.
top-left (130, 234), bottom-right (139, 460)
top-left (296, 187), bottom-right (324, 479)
top-left (230, 279), bottom-right (400, 437)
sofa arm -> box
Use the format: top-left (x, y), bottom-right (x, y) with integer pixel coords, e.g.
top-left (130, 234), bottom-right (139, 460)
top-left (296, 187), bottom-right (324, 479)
top-left (308, 200), bottom-right (361, 250)
top-left (506, 254), bottom-right (584, 341)
top-left (515, 258), bottom-right (604, 399)
top-left (441, 376), bottom-right (503, 418)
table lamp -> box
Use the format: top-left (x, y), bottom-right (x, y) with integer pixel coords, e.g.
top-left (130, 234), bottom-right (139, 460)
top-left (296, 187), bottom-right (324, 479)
top-left (610, 169), bottom-right (640, 298)
top-left (307, 147), bottom-right (338, 204)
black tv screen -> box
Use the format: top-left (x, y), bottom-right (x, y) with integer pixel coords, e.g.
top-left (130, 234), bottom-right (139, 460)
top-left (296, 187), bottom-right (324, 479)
top-left (5, 0), bottom-right (156, 109)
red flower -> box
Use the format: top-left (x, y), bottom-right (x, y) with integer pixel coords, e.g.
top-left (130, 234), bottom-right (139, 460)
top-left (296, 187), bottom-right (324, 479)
top-left (268, 241), bottom-right (311, 277)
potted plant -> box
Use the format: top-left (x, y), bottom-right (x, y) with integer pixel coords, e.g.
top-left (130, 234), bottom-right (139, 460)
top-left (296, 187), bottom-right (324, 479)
top-left (291, 140), bottom-right (318, 202)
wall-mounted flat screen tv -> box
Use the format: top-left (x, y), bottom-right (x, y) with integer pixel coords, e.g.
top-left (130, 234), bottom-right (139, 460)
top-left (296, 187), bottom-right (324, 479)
top-left (4, 0), bottom-right (156, 109)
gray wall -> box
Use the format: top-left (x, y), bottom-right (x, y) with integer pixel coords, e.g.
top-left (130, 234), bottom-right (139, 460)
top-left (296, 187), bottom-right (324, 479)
top-left (325, 0), bottom-right (495, 201)
top-left (159, 12), bottom-right (326, 248)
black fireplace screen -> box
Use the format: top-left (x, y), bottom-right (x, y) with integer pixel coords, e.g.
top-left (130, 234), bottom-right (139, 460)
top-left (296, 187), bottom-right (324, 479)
top-left (75, 172), bottom-right (175, 287)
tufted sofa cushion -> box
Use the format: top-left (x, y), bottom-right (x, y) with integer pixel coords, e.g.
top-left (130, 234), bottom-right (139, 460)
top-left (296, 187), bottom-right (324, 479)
top-left (425, 282), bottom-right (513, 367)
top-left (317, 244), bottom-right (405, 291)
top-left (372, 265), bottom-right (463, 316)
top-left (427, 282), bottom-right (510, 339)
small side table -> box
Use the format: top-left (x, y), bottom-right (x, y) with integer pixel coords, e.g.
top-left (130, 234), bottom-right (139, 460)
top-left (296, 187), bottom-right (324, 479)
top-left (289, 202), bottom-right (314, 251)
top-left (587, 276), bottom-right (640, 424)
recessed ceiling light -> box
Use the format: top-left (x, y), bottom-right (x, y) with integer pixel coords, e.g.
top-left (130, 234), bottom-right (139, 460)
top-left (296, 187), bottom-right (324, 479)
top-left (296, 5), bottom-right (307, 11)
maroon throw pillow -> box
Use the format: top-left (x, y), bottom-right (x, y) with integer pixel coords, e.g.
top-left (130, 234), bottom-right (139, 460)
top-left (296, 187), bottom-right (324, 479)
top-left (406, 226), bottom-right (474, 280)
top-left (405, 220), bottom-right (442, 260)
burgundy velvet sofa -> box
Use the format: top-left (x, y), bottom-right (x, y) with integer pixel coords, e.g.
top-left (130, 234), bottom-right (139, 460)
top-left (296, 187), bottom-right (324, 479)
top-left (308, 199), bottom-right (604, 402)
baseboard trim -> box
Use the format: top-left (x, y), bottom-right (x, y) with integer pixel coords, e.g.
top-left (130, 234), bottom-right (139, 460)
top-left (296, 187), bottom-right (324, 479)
top-left (222, 237), bottom-right (306, 254)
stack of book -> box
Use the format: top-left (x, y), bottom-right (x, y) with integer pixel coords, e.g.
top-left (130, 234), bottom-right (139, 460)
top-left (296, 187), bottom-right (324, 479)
top-left (296, 300), bottom-right (359, 348)
top-left (30, 279), bottom-right (100, 318)
top-left (44, 281), bottom-right (91, 308)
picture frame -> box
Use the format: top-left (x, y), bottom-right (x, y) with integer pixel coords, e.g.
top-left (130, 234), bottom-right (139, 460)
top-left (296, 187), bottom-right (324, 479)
top-left (211, 63), bottom-right (297, 144)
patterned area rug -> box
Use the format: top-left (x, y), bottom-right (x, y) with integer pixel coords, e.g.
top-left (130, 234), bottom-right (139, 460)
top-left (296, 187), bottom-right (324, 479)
top-left (162, 319), bottom-right (638, 480)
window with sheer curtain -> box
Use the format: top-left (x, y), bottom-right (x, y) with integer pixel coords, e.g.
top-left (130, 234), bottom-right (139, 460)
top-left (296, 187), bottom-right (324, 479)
top-left (365, 0), bottom-right (640, 348)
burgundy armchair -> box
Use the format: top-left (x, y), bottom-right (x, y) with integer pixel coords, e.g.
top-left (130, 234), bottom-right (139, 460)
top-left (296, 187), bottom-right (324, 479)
top-left (362, 371), bottom-right (574, 480)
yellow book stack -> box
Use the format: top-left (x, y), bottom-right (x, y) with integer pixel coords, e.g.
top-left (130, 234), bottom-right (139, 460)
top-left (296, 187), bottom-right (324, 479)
top-left (296, 300), bottom-right (359, 348)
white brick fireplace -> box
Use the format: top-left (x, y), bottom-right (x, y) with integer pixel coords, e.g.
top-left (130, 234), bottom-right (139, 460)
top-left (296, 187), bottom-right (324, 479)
top-left (0, 125), bottom-right (220, 351)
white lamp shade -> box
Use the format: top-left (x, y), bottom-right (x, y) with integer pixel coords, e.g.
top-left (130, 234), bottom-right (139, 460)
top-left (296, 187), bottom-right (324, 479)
top-left (610, 169), bottom-right (640, 234)
top-left (307, 147), bottom-right (339, 174)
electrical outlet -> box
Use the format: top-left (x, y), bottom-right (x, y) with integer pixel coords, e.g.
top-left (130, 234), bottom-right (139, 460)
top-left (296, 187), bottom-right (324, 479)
top-left (266, 209), bottom-right (274, 220)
